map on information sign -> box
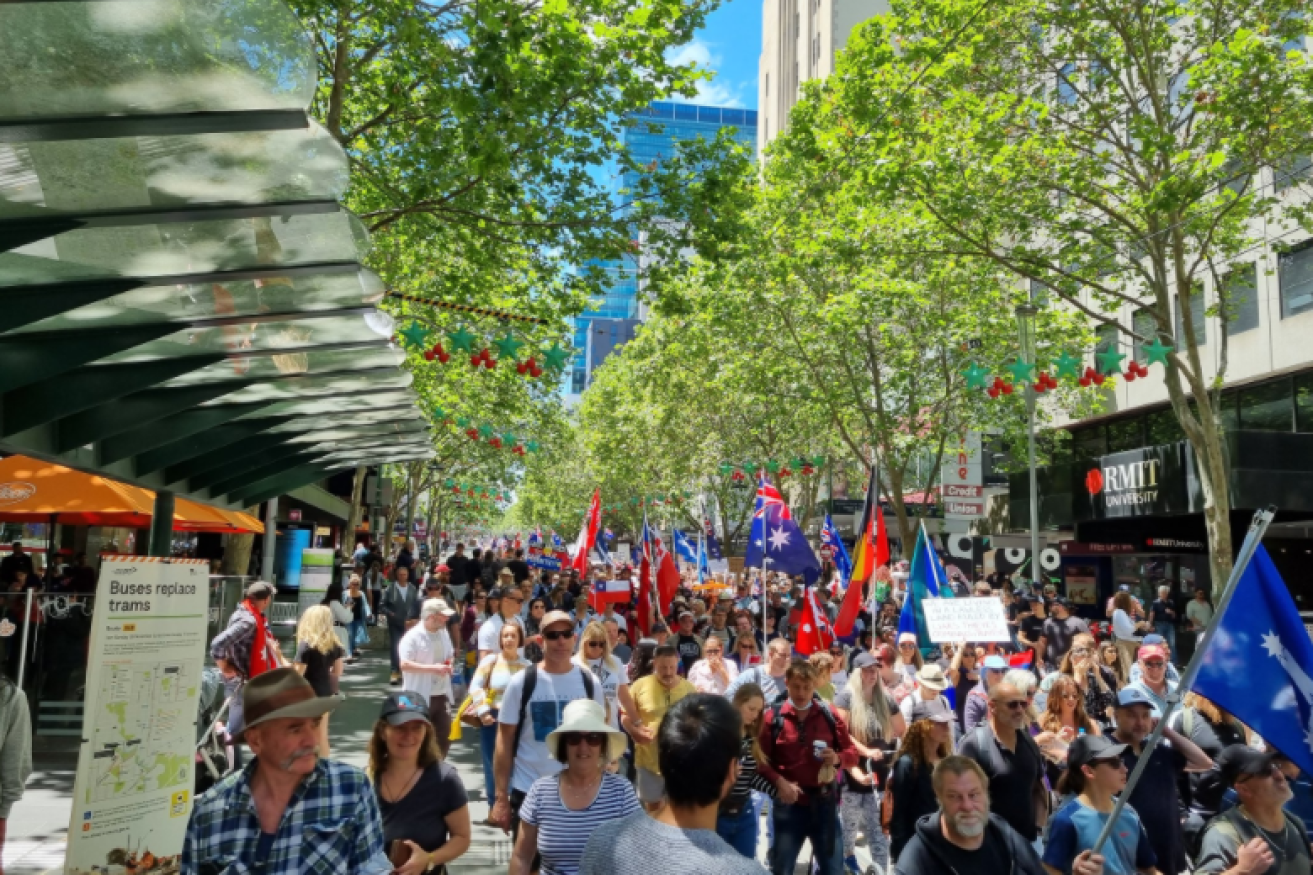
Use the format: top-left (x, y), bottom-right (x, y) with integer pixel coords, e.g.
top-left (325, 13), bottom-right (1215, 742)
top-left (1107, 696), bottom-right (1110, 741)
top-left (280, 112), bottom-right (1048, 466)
top-left (86, 661), bottom-right (198, 802)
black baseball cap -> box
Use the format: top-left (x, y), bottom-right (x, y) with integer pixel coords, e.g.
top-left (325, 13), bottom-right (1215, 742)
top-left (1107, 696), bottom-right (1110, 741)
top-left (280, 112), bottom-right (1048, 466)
top-left (1217, 744), bottom-right (1278, 787)
top-left (381, 690), bottom-right (431, 726)
top-left (1066, 734), bottom-right (1128, 770)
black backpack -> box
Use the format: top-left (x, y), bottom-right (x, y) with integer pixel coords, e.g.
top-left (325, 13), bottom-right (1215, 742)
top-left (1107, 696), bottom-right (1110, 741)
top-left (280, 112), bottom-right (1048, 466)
top-left (511, 664), bottom-right (596, 762)
top-left (769, 693), bottom-right (840, 747)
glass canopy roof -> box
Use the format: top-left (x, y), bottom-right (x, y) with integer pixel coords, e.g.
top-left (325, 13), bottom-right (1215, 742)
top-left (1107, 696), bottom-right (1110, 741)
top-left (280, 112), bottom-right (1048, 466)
top-left (0, 0), bottom-right (431, 506)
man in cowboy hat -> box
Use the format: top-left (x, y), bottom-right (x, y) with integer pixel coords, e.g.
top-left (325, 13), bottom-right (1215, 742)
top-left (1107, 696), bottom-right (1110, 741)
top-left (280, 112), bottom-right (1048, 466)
top-left (182, 668), bottom-right (389, 875)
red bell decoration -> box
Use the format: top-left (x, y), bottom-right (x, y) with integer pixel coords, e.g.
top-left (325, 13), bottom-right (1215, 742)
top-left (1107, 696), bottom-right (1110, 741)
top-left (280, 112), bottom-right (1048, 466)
top-left (469, 354), bottom-right (481, 367)
top-left (779, 467), bottom-right (792, 478)
top-left (1125, 369), bottom-right (1137, 382)
top-left (466, 428), bottom-right (479, 440)
top-left (988, 386), bottom-right (1001, 398)
top-left (424, 349), bottom-right (436, 361)
top-left (1093, 372), bottom-right (1106, 386)
top-left (516, 361), bottom-right (527, 374)
top-left (489, 437), bottom-right (502, 448)
top-left (484, 356), bottom-right (496, 370)
top-left (1001, 381), bottom-right (1014, 395)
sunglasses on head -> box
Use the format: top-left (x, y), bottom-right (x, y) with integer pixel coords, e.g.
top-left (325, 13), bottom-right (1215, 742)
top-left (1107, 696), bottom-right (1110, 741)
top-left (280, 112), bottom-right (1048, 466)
top-left (564, 732), bottom-right (606, 747)
top-left (543, 629), bottom-right (574, 641)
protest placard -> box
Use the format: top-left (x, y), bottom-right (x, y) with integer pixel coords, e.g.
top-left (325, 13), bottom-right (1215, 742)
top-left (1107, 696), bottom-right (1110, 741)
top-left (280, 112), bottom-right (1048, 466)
top-left (922, 596), bottom-right (1011, 643)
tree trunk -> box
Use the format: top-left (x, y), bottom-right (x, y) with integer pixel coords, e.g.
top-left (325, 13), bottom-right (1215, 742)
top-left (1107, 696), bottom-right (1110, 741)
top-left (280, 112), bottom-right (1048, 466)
top-left (222, 508), bottom-right (258, 576)
top-left (345, 465), bottom-right (366, 550)
top-left (1192, 425), bottom-right (1235, 600)
top-left (403, 463), bottom-right (421, 547)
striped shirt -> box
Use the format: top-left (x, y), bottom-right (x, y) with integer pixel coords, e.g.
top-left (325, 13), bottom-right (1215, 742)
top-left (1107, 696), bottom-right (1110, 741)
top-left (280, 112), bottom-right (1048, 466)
top-left (519, 772), bottom-right (641, 875)
top-left (722, 736), bottom-right (777, 814)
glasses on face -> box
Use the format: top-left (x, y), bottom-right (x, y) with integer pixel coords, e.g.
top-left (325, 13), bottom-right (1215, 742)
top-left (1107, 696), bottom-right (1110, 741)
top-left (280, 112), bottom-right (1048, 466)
top-left (1239, 763), bottom-right (1283, 784)
top-left (564, 732), bottom-right (606, 747)
top-left (543, 630), bottom-right (574, 641)
top-left (1060, 693), bottom-right (1080, 701)
top-left (705, 649), bottom-right (723, 656)
top-left (1090, 757), bottom-right (1126, 771)
top-left (585, 641), bottom-right (605, 650)
top-left (1001, 699), bottom-right (1029, 710)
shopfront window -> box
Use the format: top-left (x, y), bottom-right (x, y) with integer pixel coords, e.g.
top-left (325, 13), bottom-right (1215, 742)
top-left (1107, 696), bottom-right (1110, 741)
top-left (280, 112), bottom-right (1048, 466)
top-left (1239, 378), bottom-right (1294, 432)
top-left (1071, 425), bottom-right (1107, 459)
top-left (1296, 373), bottom-right (1313, 433)
top-left (1106, 417), bottom-right (1146, 453)
top-left (1146, 408), bottom-right (1185, 445)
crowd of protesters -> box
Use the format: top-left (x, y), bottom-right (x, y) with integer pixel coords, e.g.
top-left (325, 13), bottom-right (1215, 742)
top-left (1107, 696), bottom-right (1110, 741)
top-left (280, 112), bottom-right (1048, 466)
top-left (188, 537), bottom-right (1312, 875)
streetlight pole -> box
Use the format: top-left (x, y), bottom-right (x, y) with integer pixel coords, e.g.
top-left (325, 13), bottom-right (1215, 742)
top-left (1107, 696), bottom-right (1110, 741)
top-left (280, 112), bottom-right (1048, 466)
top-left (1016, 302), bottom-right (1041, 589)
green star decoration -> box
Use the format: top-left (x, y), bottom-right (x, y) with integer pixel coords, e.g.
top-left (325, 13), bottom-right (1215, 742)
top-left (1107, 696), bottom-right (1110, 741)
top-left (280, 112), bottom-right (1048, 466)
top-left (1007, 358), bottom-right (1037, 385)
top-left (526, 440), bottom-right (540, 453)
top-left (399, 321), bottom-right (430, 349)
top-left (493, 331), bottom-right (523, 360)
top-left (447, 327), bottom-right (477, 352)
top-left (1096, 345), bottom-right (1126, 376)
top-left (456, 416), bottom-right (470, 428)
top-left (501, 431), bottom-right (517, 446)
top-left (963, 361), bottom-right (990, 390)
top-left (477, 424), bottom-right (494, 439)
top-left (1053, 352), bottom-right (1082, 381)
top-left (1142, 337), bottom-right (1174, 367)
top-left (432, 405), bottom-right (446, 420)
top-left (541, 343), bottom-right (570, 371)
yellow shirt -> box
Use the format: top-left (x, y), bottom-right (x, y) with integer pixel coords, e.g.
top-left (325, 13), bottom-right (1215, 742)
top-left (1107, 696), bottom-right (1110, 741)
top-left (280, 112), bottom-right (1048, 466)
top-left (629, 675), bottom-right (695, 774)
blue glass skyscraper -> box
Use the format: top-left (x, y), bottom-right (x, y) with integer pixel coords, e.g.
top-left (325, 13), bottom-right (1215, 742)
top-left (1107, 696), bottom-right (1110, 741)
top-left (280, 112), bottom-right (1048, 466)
top-left (568, 101), bottom-right (759, 396)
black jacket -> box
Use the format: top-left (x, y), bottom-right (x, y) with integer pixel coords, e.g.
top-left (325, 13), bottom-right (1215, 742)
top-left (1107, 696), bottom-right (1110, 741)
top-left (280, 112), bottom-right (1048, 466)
top-left (889, 755), bottom-right (939, 859)
top-left (894, 812), bottom-right (1044, 875)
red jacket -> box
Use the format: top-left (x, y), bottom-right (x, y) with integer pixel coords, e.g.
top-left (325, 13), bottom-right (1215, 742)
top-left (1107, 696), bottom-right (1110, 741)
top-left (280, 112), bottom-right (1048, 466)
top-left (757, 698), bottom-right (859, 792)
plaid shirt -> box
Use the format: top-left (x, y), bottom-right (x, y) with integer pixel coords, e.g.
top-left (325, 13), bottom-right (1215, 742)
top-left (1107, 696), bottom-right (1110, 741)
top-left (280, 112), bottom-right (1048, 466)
top-left (182, 759), bottom-right (388, 875)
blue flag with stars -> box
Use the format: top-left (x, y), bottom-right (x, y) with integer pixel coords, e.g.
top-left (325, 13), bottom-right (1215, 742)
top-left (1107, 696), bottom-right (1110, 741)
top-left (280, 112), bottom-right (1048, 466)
top-left (672, 529), bottom-right (699, 565)
top-left (898, 524), bottom-right (950, 651)
top-left (820, 514), bottom-right (853, 583)
top-left (744, 475), bottom-right (820, 583)
top-left (1191, 544), bottom-right (1313, 774)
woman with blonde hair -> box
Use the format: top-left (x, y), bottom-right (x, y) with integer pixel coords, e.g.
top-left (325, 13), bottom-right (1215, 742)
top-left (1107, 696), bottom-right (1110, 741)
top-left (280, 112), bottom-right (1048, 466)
top-left (293, 605), bottom-right (343, 757)
top-left (1060, 633), bottom-right (1118, 727)
top-left (571, 620), bottom-right (635, 737)
top-left (1039, 674), bottom-right (1101, 739)
top-left (368, 691), bottom-right (471, 874)
top-left (834, 653), bottom-right (904, 874)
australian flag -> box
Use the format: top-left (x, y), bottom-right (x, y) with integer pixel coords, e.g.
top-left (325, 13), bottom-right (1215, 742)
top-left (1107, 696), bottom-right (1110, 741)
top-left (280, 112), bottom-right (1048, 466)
top-left (528, 526), bottom-right (542, 548)
top-left (744, 475), bottom-right (820, 583)
top-left (820, 514), bottom-right (853, 583)
top-left (672, 529), bottom-right (699, 565)
top-left (603, 527), bottom-right (615, 542)
top-left (1192, 544), bottom-right (1313, 774)
top-left (551, 531), bottom-right (564, 550)
top-left (702, 516), bottom-right (724, 560)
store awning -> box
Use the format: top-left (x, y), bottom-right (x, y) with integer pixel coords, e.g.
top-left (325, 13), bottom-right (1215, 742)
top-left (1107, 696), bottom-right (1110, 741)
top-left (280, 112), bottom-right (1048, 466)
top-left (0, 455), bottom-right (264, 533)
top-left (0, 0), bottom-right (433, 508)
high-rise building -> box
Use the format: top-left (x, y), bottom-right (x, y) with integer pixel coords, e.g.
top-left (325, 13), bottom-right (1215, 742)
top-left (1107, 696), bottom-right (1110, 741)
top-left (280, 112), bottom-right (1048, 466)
top-left (758, 0), bottom-right (888, 160)
top-left (567, 101), bottom-right (759, 397)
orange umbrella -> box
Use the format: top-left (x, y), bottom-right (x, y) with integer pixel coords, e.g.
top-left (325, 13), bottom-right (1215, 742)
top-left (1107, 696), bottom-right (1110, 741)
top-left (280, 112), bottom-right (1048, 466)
top-left (0, 455), bottom-right (263, 533)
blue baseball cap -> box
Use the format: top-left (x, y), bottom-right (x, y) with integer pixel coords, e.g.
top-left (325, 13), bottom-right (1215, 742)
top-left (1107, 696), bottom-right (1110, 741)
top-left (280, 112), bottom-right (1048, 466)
top-left (983, 655), bottom-right (1009, 671)
top-left (1141, 633), bottom-right (1165, 646)
top-left (1116, 686), bottom-right (1154, 709)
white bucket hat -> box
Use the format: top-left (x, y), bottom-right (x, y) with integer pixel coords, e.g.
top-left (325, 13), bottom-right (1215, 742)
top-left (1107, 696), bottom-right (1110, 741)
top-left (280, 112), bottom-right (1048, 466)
top-left (545, 699), bottom-right (628, 764)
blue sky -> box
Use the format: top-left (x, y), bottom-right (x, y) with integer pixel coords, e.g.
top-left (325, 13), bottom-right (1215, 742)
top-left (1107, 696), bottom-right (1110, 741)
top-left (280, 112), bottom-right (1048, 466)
top-left (669, 0), bottom-right (762, 109)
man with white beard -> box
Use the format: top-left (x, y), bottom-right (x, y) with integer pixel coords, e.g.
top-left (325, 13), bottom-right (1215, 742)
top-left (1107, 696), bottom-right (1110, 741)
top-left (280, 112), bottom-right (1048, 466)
top-left (894, 756), bottom-right (1105, 875)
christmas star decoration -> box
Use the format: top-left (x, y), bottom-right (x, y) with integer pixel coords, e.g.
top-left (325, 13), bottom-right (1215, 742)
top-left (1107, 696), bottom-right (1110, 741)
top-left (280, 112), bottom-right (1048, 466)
top-left (399, 322), bottom-right (430, 349)
top-left (501, 431), bottom-right (517, 446)
top-left (493, 331), bottom-right (523, 360)
top-left (477, 424), bottom-right (494, 439)
top-left (765, 460), bottom-right (781, 474)
top-left (541, 343), bottom-right (570, 371)
top-left (526, 440), bottom-right (540, 453)
top-left (1053, 352), bottom-right (1082, 381)
top-left (1142, 337), bottom-right (1174, 367)
top-left (447, 327), bottom-right (477, 353)
top-left (1007, 358), bottom-right (1037, 385)
top-left (963, 361), bottom-right (990, 390)
top-left (1096, 346), bottom-right (1126, 376)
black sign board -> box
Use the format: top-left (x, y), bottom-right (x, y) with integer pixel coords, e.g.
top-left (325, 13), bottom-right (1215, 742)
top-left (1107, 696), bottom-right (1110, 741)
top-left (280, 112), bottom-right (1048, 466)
top-left (1071, 443), bottom-right (1194, 520)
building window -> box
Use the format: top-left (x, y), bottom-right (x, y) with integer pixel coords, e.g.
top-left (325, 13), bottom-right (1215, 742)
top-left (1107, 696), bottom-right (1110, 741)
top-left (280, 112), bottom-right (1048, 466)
top-left (1132, 307), bottom-right (1156, 364)
top-left (1146, 408), bottom-right (1184, 445)
top-left (1219, 264), bottom-right (1259, 335)
top-left (1057, 63), bottom-right (1077, 105)
top-left (765, 74), bottom-right (769, 98)
top-left (1275, 154), bottom-right (1311, 192)
top-left (1106, 417), bottom-right (1145, 453)
top-left (1094, 323), bottom-right (1118, 357)
top-left (1280, 239), bottom-right (1313, 318)
top-left (1239, 378), bottom-right (1294, 432)
top-left (1294, 373), bottom-right (1313, 432)
top-left (1174, 284), bottom-right (1206, 347)
top-left (1071, 424), bottom-right (1107, 459)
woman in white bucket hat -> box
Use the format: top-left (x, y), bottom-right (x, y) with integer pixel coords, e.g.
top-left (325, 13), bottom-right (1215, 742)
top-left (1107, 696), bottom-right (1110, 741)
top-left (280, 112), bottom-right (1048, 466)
top-left (509, 699), bottom-right (639, 875)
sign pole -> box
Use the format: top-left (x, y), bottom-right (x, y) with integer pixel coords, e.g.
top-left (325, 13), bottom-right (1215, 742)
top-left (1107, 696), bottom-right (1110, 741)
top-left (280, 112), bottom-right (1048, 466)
top-left (1090, 505), bottom-right (1276, 858)
top-left (16, 589), bottom-right (32, 689)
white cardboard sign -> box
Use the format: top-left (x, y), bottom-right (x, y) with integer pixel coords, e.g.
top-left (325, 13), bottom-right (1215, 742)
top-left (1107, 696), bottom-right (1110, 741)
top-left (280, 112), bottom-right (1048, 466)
top-left (922, 596), bottom-right (1011, 643)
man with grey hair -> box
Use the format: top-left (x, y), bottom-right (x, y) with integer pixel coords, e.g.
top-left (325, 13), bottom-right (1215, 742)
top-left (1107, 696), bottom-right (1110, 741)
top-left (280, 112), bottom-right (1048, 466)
top-left (398, 598), bottom-right (457, 754)
top-left (956, 681), bottom-right (1045, 846)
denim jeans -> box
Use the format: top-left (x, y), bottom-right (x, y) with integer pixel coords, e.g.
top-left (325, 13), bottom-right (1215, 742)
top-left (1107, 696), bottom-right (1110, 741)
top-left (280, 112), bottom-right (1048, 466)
top-left (346, 618), bottom-right (367, 656)
top-left (772, 794), bottom-right (844, 875)
top-left (1153, 621), bottom-right (1176, 653)
top-left (479, 719), bottom-right (498, 801)
top-left (716, 805), bottom-right (759, 860)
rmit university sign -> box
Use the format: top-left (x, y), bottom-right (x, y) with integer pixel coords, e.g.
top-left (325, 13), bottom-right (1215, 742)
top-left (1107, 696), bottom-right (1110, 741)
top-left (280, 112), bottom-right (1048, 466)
top-left (1075, 443), bottom-right (1193, 520)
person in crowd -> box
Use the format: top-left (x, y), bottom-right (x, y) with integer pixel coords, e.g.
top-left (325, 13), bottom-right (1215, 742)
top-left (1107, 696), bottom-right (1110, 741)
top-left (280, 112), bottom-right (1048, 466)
top-left (962, 654), bottom-right (1010, 734)
top-left (580, 694), bottom-right (768, 875)
top-left (810, 651), bottom-right (838, 701)
top-left (1043, 598), bottom-right (1091, 669)
top-left (469, 622), bottom-right (530, 808)
top-left (573, 621), bottom-right (635, 738)
top-left (894, 756), bottom-right (1090, 875)
top-left (889, 714), bottom-right (954, 860)
top-left (1043, 735), bottom-right (1154, 875)
top-left (732, 612), bottom-right (764, 653)
top-left (1195, 745), bottom-right (1311, 875)
top-left (506, 548), bottom-right (531, 585)
top-left (292, 605), bottom-right (344, 757)
top-left (1098, 638), bottom-right (1127, 688)
top-left (625, 643), bottom-right (697, 808)
top-left (1122, 642), bottom-right (1176, 716)
top-left (461, 588), bottom-right (488, 649)
top-left (893, 632), bottom-right (923, 686)
top-left (1060, 633), bottom-right (1118, 729)
top-left (478, 585), bottom-right (526, 662)
top-left (947, 643), bottom-right (982, 729)
top-left (381, 566), bottom-right (420, 685)
top-left (690, 635), bottom-right (740, 696)
top-left (480, 549), bottom-right (500, 588)
top-left (628, 638), bottom-right (658, 684)
top-left (492, 609), bottom-right (605, 865)
top-left (570, 592), bottom-right (596, 639)
top-left (717, 683), bottom-right (776, 859)
top-left (209, 580), bottom-right (285, 747)
top-left (182, 669), bottom-right (387, 874)
top-left (365, 558), bottom-right (387, 620)
top-left (1039, 674), bottom-right (1101, 739)
top-left (1127, 634), bottom-right (1182, 684)
top-left (1185, 587), bottom-right (1214, 644)
top-left (957, 681), bottom-right (1045, 846)
top-left (828, 641), bottom-right (849, 688)
top-left (1016, 594), bottom-right (1048, 666)
top-left (1168, 692), bottom-right (1249, 855)
top-left (1110, 686), bottom-right (1213, 875)
top-left (673, 610), bottom-right (704, 673)
top-left (445, 543), bottom-right (473, 593)
top-left (525, 598), bottom-right (547, 636)
top-left (730, 632), bottom-right (762, 671)
top-left (398, 599), bottom-right (457, 756)
top-left (511, 699), bottom-right (640, 875)
top-left (1110, 591), bottom-right (1145, 677)
top-left (368, 690), bottom-right (470, 875)
top-left (704, 606), bottom-right (732, 647)
top-left (876, 643), bottom-right (916, 703)
top-left (727, 636), bottom-right (792, 704)
top-left (834, 652), bottom-right (904, 875)
top-left (320, 581), bottom-right (356, 654)
top-left (395, 540), bottom-right (416, 577)
top-left (0, 544), bottom-right (33, 588)
top-left (603, 618), bottom-right (631, 663)
top-left (343, 575), bottom-right (369, 662)
top-left (0, 672), bottom-right (31, 866)
top-left (757, 659), bottom-right (858, 875)
top-left (900, 663), bottom-right (954, 726)
top-left (1148, 585), bottom-right (1177, 653)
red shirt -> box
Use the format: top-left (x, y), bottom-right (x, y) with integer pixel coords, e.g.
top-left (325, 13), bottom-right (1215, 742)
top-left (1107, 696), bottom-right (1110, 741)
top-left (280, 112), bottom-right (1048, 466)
top-left (757, 698), bottom-right (859, 791)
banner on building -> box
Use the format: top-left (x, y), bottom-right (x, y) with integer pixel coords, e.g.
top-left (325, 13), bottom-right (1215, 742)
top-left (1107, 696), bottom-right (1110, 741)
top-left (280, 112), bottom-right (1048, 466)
top-left (297, 548), bottom-right (335, 614)
top-left (66, 556), bottom-right (211, 875)
top-left (922, 596), bottom-right (1011, 643)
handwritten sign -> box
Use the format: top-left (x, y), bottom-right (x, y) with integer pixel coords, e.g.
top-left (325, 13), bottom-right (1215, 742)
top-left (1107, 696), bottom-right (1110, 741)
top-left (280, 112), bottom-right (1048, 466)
top-left (527, 554), bottom-right (562, 571)
top-left (922, 596), bottom-right (1011, 643)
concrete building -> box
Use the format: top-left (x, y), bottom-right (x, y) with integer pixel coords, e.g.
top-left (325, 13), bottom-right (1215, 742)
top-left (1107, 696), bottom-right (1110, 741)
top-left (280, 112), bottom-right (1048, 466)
top-left (757, 0), bottom-right (888, 159)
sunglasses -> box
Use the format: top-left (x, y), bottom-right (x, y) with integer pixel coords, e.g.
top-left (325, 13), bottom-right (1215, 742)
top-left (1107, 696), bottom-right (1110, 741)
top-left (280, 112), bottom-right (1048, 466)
top-left (585, 641), bottom-right (605, 649)
top-left (1000, 699), bottom-right (1029, 710)
top-left (564, 732), bottom-right (606, 747)
top-left (1238, 763), bottom-right (1282, 783)
top-left (543, 630), bottom-right (575, 641)
top-left (1090, 757), bottom-right (1126, 770)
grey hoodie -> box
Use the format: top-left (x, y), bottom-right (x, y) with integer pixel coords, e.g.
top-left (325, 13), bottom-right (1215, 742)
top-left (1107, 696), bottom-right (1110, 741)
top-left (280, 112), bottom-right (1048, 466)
top-left (0, 681), bottom-right (31, 819)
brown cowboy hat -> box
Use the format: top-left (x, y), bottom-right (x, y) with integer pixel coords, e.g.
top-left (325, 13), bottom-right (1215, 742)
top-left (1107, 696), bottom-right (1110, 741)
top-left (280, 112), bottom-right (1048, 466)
top-left (239, 668), bottom-right (341, 739)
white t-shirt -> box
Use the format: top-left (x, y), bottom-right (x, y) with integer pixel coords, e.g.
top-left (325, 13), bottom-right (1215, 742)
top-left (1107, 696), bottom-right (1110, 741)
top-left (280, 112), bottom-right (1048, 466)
top-left (585, 657), bottom-right (627, 728)
top-left (499, 665), bottom-right (606, 793)
top-left (478, 612), bottom-right (525, 653)
top-left (398, 624), bottom-right (454, 699)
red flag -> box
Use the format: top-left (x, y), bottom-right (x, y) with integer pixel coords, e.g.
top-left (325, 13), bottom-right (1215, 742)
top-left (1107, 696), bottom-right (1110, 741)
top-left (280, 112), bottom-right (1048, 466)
top-left (570, 490), bottom-right (601, 576)
top-left (654, 532), bottom-right (680, 615)
top-left (795, 586), bottom-right (834, 656)
top-left (636, 553), bottom-right (652, 637)
top-left (836, 465), bottom-right (880, 636)
top-left (875, 504), bottom-right (890, 567)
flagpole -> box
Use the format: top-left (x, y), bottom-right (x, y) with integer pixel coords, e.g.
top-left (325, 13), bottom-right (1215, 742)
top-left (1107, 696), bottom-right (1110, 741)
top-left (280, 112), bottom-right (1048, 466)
top-left (1089, 505), bottom-right (1276, 858)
